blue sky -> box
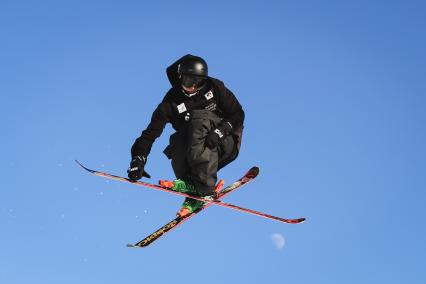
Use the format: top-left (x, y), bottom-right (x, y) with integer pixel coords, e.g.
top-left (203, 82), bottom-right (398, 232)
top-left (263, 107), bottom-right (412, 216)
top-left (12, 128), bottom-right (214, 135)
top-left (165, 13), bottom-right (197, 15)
top-left (1, 0), bottom-right (425, 283)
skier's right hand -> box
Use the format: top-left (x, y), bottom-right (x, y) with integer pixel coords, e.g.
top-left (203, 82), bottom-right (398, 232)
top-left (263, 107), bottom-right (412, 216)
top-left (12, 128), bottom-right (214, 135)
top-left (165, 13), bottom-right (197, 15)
top-left (127, 155), bottom-right (151, 181)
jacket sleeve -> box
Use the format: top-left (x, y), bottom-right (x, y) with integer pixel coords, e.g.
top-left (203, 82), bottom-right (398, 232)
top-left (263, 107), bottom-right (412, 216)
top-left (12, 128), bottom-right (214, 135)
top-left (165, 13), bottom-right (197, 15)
top-left (216, 83), bottom-right (245, 132)
top-left (130, 102), bottom-right (171, 158)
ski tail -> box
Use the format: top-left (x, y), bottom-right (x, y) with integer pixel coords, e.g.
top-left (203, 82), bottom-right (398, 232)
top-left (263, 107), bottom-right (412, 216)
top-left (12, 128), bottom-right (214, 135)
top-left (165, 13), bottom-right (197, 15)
top-left (127, 217), bottom-right (184, 248)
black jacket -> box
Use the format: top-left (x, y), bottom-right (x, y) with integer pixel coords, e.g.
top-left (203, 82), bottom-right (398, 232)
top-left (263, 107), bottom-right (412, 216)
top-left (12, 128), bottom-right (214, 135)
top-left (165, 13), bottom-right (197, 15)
top-left (131, 55), bottom-right (245, 158)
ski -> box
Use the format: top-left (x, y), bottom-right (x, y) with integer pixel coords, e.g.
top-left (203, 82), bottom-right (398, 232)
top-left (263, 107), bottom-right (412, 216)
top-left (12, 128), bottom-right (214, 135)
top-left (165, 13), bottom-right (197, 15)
top-left (127, 166), bottom-right (259, 248)
top-left (76, 160), bottom-right (306, 224)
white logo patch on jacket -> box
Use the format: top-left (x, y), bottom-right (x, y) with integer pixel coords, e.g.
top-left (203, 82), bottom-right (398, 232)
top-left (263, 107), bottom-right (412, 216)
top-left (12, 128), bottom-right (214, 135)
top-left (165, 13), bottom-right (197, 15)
top-left (177, 103), bottom-right (187, 114)
top-left (204, 90), bottom-right (214, 100)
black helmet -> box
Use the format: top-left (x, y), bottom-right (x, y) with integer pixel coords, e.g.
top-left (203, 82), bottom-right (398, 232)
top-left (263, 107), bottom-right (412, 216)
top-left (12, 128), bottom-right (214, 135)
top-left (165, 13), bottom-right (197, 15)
top-left (178, 55), bottom-right (208, 89)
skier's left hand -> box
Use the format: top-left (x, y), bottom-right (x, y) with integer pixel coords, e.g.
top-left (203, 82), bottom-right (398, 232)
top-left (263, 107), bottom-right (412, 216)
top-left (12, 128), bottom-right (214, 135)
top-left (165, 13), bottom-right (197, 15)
top-left (205, 120), bottom-right (233, 149)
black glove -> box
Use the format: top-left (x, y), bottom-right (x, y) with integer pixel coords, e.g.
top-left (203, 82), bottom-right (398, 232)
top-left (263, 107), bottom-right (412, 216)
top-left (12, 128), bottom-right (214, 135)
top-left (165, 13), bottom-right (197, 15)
top-left (205, 120), bottom-right (233, 149)
top-left (127, 155), bottom-right (151, 181)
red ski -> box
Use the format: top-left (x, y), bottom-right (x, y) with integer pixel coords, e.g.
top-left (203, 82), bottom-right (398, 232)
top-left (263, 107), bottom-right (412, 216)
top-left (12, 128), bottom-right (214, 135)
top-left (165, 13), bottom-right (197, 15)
top-left (76, 160), bottom-right (306, 224)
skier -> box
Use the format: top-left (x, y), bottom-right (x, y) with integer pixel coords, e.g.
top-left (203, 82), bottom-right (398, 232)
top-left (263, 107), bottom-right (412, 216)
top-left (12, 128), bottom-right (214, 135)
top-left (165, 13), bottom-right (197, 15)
top-left (127, 54), bottom-right (245, 217)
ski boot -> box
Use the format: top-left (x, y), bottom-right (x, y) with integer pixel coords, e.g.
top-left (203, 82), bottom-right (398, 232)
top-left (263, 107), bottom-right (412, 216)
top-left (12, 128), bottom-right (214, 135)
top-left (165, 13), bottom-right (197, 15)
top-left (176, 179), bottom-right (225, 218)
top-left (159, 178), bottom-right (202, 217)
top-left (159, 179), bottom-right (197, 195)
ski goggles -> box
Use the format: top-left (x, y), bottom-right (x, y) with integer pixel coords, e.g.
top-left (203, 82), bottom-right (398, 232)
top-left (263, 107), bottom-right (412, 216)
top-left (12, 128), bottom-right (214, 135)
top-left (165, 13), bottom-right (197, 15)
top-left (180, 74), bottom-right (206, 88)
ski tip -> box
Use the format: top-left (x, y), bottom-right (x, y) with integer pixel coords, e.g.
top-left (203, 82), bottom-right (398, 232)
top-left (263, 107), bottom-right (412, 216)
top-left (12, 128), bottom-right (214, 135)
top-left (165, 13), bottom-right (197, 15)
top-left (126, 244), bottom-right (138, 248)
top-left (75, 160), bottom-right (88, 170)
top-left (245, 166), bottom-right (260, 179)
top-left (75, 160), bottom-right (96, 174)
top-left (251, 166), bottom-right (259, 174)
top-left (292, 218), bottom-right (306, 224)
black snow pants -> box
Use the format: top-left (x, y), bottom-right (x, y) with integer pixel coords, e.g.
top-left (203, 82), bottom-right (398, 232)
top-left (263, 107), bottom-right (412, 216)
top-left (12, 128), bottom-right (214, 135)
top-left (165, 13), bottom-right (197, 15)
top-left (163, 110), bottom-right (240, 195)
